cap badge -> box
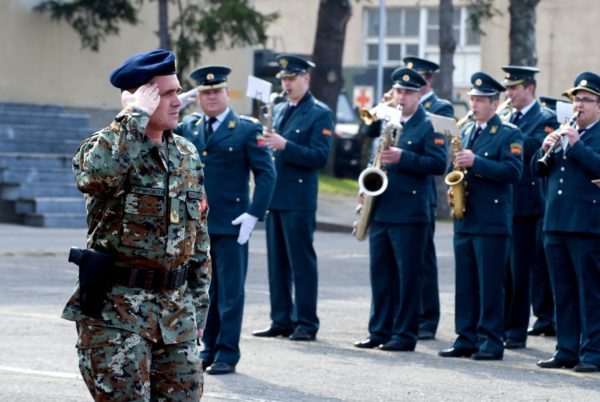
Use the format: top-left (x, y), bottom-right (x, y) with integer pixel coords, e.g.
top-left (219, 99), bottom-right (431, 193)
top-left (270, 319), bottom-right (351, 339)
top-left (407, 62), bottom-right (413, 68)
top-left (475, 78), bottom-right (483, 86)
top-left (580, 79), bottom-right (588, 86)
top-left (279, 58), bottom-right (288, 68)
top-left (403, 74), bottom-right (410, 82)
top-left (206, 73), bottom-right (214, 80)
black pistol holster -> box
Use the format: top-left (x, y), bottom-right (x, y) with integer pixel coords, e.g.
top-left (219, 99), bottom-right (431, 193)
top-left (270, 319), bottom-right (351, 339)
top-left (68, 247), bottom-right (114, 319)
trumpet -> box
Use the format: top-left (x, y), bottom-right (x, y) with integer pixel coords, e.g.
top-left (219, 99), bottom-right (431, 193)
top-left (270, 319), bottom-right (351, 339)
top-left (359, 89), bottom-right (396, 125)
top-left (536, 111), bottom-right (579, 168)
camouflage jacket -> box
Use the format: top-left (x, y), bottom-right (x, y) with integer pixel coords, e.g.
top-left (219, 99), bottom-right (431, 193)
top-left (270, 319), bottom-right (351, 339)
top-left (62, 106), bottom-right (211, 345)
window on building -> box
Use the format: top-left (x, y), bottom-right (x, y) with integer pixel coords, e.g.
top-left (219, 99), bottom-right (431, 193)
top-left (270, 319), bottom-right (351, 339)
top-left (364, 6), bottom-right (481, 87)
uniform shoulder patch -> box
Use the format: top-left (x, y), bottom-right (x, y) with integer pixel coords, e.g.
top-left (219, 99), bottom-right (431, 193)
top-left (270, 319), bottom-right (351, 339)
top-left (322, 128), bottom-right (332, 136)
top-left (434, 136), bottom-right (445, 145)
top-left (510, 142), bottom-right (523, 155)
top-left (544, 125), bottom-right (555, 133)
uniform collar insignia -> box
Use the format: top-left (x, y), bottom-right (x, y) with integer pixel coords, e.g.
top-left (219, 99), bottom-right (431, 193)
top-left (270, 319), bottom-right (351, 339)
top-left (490, 125), bottom-right (498, 134)
top-left (228, 120), bottom-right (236, 128)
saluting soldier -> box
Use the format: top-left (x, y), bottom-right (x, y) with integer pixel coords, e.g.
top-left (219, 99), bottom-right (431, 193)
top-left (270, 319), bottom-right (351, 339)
top-left (252, 54), bottom-right (333, 341)
top-left (404, 56), bottom-right (455, 341)
top-left (498, 66), bottom-right (560, 349)
top-left (175, 66), bottom-right (276, 374)
top-left (354, 68), bottom-right (447, 351)
top-left (439, 72), bottom-right (523, 361)
top-left (533, 72), bottom-right (600, 372)
top-left (62, 50), bottom-right (211, 400)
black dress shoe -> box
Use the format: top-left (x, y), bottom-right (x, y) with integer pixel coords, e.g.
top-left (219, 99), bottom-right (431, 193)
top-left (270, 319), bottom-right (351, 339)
top-left (289, 328), bottom-right (316, 341)
top-left (206, 361), bottom-right (235, 375)
top-left (377, 340), bottom-right (415, 352)
top-left (527, 326), bottom-right (556, 336)
top-left (354, 338), bottom-right (383, 349)
top-left (573, 362), bottom-right (600, 373)
top-left (438, 346), bottom-right (477, 358)
top-left (418, 330), bottom-right (435, 340)
top-left (471, 351), bottom-right (503, 361)
top-left (201, 359), bottom-right (213, 371)
top-left (252, 326), bottom-right (294, 337)
top-left (536, 357), bottom-right (577, 369)
top-left (504, 339), bottom-right (526, 349)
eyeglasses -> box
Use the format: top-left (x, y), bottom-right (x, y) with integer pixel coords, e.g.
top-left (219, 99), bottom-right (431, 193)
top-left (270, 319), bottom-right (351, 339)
top-left (573, 97), bottom-right (599, 104)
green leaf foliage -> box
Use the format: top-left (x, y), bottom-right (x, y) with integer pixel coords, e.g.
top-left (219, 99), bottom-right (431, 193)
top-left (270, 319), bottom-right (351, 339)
top-left (34, 0), bottom-right (141, 51)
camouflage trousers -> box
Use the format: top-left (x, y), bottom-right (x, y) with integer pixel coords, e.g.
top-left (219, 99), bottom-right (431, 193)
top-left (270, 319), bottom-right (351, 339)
top-left (75, 323), bottom-right (203, 401)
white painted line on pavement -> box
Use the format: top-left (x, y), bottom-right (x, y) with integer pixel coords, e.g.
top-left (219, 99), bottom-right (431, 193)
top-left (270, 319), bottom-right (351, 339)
top-left (0, 309), bottom-right (62, 321)
top-left (0, 366), bottom-right (80, 380)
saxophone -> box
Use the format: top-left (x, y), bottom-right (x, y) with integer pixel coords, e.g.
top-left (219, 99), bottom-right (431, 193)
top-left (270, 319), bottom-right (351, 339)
top-left (444, 133), bottom-right (466, 219)
top-left (260, 91), bottom-right (286, 132)
top-left (352, 118), bottom-right (402, 240)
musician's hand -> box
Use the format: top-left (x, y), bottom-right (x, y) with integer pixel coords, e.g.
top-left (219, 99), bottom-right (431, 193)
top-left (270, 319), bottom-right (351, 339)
top-left (264, 131), bottom-right (287, 151)
top-left (122, 83), bottom-right (160, 116)
top-left (381, 147), bottom-right (402, 164)
top-left (198, 328), bottom-right (203, 339)
top-left (562, 126), bottom-right (580, 147)
top-left (455, 149), bottom-right (475, 168)
top-left (542, 130), bottom-right (562, 152)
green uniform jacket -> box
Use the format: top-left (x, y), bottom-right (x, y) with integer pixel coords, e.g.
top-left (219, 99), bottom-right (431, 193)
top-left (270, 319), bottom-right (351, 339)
top-left (62, 106), bottom-right (211, 346)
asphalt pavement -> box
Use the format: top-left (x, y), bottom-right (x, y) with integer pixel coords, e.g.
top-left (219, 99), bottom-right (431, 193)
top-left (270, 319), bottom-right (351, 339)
top-left (0, 193), bottom-right (598, 401)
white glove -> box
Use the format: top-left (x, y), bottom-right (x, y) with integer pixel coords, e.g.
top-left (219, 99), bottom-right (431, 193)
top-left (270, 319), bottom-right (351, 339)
top-left (178, 87), bottom-right (199, 109)
top-left (121, 83), bottom-right (160, 115)
top-left (231, 213), bottom-right (258, 245)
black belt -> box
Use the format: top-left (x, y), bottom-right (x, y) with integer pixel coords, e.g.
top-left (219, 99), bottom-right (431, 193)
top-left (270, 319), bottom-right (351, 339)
top-left (112, 264), bottom-right (189, 291)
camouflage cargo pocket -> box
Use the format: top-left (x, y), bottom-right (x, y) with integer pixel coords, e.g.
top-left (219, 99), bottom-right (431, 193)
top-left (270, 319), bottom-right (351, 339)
top-left (121, 192), bottom-right (166, 249)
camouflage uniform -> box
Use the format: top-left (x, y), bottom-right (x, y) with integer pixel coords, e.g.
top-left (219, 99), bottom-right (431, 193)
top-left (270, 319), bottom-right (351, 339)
top-left (62, 106), bottom-right (211, 401)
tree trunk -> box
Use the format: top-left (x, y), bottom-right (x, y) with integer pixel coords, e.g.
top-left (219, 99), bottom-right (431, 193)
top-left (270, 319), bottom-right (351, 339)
top-left (438, 0), bottom-right (456, 102)
top-left (311, 0), bottom-right (352, 176)
top-left (509, 0), bottom-right (539, 65)
top-left (158, 0), bottom-right (170, 50)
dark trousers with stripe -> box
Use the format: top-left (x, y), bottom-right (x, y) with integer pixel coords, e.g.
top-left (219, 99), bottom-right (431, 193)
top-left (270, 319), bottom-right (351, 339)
top-left (453, 234), bottom-right (508, 356)
top-left (544, 233), bottom-right (600, 365)
top-left (266, 209), bottom-right (319, 334)
top-left (201, 235), bottom-right (248, 365)
top-left (368, 221), bottom-right (427, 347)
top-left (419, 205), bottom-right (440, 334)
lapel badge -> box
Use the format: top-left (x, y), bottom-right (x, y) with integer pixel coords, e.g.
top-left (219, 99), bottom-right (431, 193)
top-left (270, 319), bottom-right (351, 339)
top-left (228, 120), bottom-right (236, 128)
top-left (207, 73), bottom-right (214, 80)
top-left (490, 125), bottom-right (498, 134)
top-left (424, 101), bottom-right (431, 109)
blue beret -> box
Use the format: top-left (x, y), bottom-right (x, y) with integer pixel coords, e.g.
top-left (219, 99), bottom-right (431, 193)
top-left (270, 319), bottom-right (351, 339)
top-left (276, 54), bottom-right (315, 78)
top-left (501, 65), bottom-right (540, 86)
top-left (403, 56), bottom-right (439, 75)
top-left (467, 72), bottom-right (506, 96)
top-left (563, 71), bottom-right (600, 99)
top-left (391, 67), bottom-right (427, 91)
top-left (190, 65), bottom-right (231, 90)
top-left (109, 49), bottom-right (176, 90)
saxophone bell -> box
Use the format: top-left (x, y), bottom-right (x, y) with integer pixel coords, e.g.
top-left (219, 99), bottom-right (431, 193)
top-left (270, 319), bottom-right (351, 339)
top-left (358, 167), bottom-right (388, 197)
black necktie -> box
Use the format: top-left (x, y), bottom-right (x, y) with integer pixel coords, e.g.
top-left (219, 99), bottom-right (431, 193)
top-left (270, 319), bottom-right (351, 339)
top-left (468, 126), bottom-right (482, 149)
top-left (205, 116), bottom-right (217, 140)
top-left (511, 111), bottom-right (522, 125)
top-left (279, 104), bottom-right (296, 130)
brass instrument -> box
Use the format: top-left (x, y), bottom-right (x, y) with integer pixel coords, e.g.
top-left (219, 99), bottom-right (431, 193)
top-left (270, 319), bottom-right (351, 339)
top-left (593, 179), bottom-right (600, 187)
top-left (444, 134), bottom-right (466, 219)
top-left (260, 91), bottom-right (286, 132)
top-left (358, 89), bottom-right (395, 126)
top-left (359, 100), bottom-right (395, 126)
top-left (353, 114), bottom-right (402, 240)
top-left (536, 111), bottom-right (579, 168)
top-left (456, 110), bottom-right (473, 129)
top-left (495, 97), bottom-right (512, 114)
